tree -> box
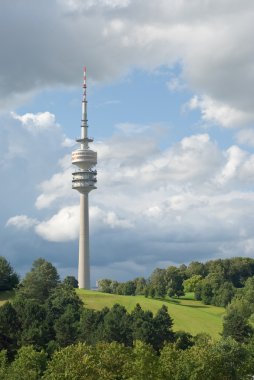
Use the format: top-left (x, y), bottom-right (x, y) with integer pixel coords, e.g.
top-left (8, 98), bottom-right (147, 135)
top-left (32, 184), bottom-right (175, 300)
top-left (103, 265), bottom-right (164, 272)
top-left (6, 346), bottom-right (47, 380)
top-left (116, 282), bottom-right (125, 295)
top-left (194, 281), bottom-right (203, 300)
top-left (54, 305), bottom-right (80, 346)
top-left (97, 279), bottom-right (112, 293)
top-left (160, 338), bottom-right (250, 379)
top-left (245, 336), bottom-right (254, 375)
top-left (174, 331), bottom-right (194, 350)
top-left (213, 281), bottom-right (235, 307)
top-left (46, 285), bottom-right (83, 347)
top-left (134, 277), bottom-right (147, 295)
top-left (63, 276), bottom-right (78, 288)
top-left (42, 342), bottom-right (97, 380)
top-left (222, 307), bottom-right (253, 343)
top-left (186, 261), bottom-right (207, 277)
top-left (131, 304), bottom-right (155, 346)
top-left (43, 342), bottom-right (131, 380)
top-left (94, 342), bottom-right (131, 380)
top-left (226, 257), bottom-right (254, 287)
top-left (165, 266), bottom-right (184, 297)
top-left (201, 281), bottom-right (214, 304)
top-left (241, 276), bottom-right (254, 311)
top-left (152, 305), bottom-right (174, 351)
top-left (144, 287), bottom-right (149, 298)
top-left (121, 280), bottom-right (136, 295)
top-left (202, 338), bottom-right (249, 379)
top-left (194, 332), bottom-right (212, 346)
top-left (149, 268), bottom-right (167, 298)
top-left (20, 258), bottom-right (60, 302)
top-left (46, 285), bottom-right (83, 319)
top-left (13, 297), bottom-right (50, 349)
top-left (183, 274), bottom-right (202, 293)
top-left (123, 341), bottom-right (159, 380)
top-left (149, 287), bottom-right (156, 298)
top-left (102, 304), bottom-right (132, 346)
top-left (0, 302), bottom-right (20, 357)
top-left (0, 257), bottom-right (19, 290)
top-left (0, 350), bottom-right (8, 379)
top-left (79, 308), bottom-right (103, 344)
top-left (158, 344), bottom-right (182, 379)
top-left (110, 280), bottom-right (119, 294)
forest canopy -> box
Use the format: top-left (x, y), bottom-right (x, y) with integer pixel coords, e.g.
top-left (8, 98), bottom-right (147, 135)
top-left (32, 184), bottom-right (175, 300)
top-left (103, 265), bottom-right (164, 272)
top-left (1, 256), bottom-right (254, 378)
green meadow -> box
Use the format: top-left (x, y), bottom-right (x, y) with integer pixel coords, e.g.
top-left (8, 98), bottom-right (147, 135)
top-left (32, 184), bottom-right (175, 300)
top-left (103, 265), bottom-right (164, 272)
top-left (77, 289), bottom-right (225, 339)
top-left (0, 289), bottom-right (225, 339)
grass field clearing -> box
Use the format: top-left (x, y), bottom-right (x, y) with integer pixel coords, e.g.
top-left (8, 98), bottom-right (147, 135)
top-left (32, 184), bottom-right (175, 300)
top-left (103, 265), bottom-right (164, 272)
top-left (77, 289), bottom-right (225, 339)
top-left (0, 289), bottom-right (225, 339)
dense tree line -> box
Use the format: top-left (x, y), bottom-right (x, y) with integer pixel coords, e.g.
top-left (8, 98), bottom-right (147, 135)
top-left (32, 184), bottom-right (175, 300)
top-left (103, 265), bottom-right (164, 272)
top-left (1, 256), bottom-right (254, 378)
top-left (222, 276), bottom-right (254, 343)
top-left (1, 337), bottom-right (254, 379)
top-left (0, 258), bottom-right (175, 357)
top-left (98, 257), bottom-right (254, 308)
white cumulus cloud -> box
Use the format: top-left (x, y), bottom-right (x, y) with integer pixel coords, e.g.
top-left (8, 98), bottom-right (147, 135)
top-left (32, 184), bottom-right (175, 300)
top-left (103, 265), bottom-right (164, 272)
top-left (187, 95), bottom-right (253, 128)
top-left (35, 206), bottom-right (79, 242)
top-left (6, 215), bottom-right (38, 230)
top-left (11, 111), bottom-right (59, 132)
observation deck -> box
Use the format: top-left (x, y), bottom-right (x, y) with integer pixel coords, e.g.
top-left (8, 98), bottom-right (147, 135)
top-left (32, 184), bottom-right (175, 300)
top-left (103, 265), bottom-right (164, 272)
top-left (72, 169), bottom-right (97, 193)
top-left (72, 148), bottom-right (97, 170)
top-left (76, 137), bottom-right (94, 143)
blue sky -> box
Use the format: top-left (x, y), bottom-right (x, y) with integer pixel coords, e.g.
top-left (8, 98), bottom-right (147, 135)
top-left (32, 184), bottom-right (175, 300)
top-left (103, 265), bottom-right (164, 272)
top-left (2, 0), bottom-right (254, 284)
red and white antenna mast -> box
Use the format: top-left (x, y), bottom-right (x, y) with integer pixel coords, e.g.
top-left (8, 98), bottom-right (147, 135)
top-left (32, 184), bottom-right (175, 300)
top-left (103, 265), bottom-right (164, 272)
top-left (83, 66), bottom-right (87, 100)
top-left (81, 66), bottom-right (88, 141)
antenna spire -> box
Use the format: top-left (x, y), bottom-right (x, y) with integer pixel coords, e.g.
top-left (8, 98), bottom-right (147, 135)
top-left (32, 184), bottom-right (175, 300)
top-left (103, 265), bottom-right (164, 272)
top-left (83, 66), bottom-right (87, 101)
top-left (81, 66), bottom-right (87, 140)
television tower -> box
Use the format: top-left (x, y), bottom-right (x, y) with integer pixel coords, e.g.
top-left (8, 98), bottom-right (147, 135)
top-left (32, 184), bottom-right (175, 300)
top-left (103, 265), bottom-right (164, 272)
top-left (72, 67), bottom-right (97, 289)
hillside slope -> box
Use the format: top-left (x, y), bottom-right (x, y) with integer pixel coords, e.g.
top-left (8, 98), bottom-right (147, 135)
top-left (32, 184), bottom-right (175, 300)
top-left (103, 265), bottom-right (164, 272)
top-left (77, 290), bottom-right (225, 339)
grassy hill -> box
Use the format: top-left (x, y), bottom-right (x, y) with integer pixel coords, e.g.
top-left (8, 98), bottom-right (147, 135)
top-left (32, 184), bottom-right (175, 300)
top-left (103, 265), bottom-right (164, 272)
top-left (0, 289), bottom-right (225, 339)
top-left (77, 289), bottom-right (225, 339)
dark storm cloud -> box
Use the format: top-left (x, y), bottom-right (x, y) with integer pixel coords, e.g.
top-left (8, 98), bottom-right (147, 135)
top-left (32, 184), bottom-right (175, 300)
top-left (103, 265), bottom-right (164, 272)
top-left (1, 0), bottom-right (254, 121)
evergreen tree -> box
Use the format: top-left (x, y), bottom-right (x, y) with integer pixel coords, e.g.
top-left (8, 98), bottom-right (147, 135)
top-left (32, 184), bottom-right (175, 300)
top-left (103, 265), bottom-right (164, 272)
top-left (63, 276), bottom-right (78, 288)
top-left (0, 302), bottom-right (20, 357)
top-left (0, 257), bottom-right (19, 290)
top-left (102, 304), bottom-right (132, 346)
top-left (174, 331), bottom-right (194, 350)
top-left (20, 258), bottom-right (60, 302)
top-left (131, 304), bottom-right (155, 346)
top-left (14, 297), bottom-right (50, 349)
top-left (152, 305), bottom-right (174, 351)
top-left (45, 285), bottom-right (83, 347)
top-left (79, 308), bottom-right (103, 344)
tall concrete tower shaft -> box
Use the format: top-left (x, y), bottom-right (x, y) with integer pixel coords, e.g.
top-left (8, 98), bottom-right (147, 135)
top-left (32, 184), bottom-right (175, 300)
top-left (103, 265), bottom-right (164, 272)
top-left (72, 67), bottom-right (97, 289)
